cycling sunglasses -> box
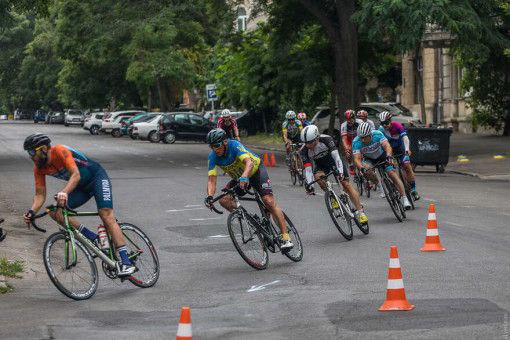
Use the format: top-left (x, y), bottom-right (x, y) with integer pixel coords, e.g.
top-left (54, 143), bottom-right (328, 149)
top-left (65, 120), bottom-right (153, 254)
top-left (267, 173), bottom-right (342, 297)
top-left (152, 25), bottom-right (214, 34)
top-left (381, 120), bottom-right (391, 125)
top-left (210, 143), bottom-right (223, 149)
top-left (27, 145), bottom-right (44, 157)
top-left (305, 138), bottom-right (317, 145)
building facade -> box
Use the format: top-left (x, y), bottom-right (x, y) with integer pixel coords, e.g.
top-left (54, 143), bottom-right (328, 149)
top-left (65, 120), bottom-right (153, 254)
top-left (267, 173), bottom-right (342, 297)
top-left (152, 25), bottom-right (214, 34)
top-left (401, 26), bottom-right (473, 133)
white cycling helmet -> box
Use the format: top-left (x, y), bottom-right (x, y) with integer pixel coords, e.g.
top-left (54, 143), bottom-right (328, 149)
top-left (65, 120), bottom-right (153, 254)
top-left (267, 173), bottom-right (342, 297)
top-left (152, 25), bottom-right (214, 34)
top-left (301, 124), bottom-right (319, 143)
top-left (220, 109), bottom-right (231, 118)
top-left (378, 111), bottom-right (392, 122)
top-left (285, 110), bottom-right (296, 120)
top-left (357, 122), bottom-right (372, 137)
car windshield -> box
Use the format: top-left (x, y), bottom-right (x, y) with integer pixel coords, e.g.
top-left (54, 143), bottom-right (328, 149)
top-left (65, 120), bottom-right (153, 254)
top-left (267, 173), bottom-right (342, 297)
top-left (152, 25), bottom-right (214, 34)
top-left (391, 103), bottom-right (413, 117)
top-left (146, 115), bottom-right (161, 123)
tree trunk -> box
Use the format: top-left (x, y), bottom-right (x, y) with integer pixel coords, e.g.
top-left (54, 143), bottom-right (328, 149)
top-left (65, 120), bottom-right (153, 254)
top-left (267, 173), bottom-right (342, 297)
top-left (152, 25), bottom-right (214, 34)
top-left (503, 104), bottom-right (510, 136)
top-left (327, 81), bottom-right (337, 136)
top-left (414, 47), bottom-right (427, 125)
top-left (147, 88), bottom-right (152, 111)
top-left (157, 79), bottom-right (172, 111)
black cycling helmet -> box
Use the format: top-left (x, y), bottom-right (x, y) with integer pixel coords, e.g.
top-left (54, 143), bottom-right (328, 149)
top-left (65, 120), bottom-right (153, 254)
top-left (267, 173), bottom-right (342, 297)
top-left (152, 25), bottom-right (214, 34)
top-left (206, 128), bottom-right (227, 146)
top-left (23, 133), bottom-right (51, 150)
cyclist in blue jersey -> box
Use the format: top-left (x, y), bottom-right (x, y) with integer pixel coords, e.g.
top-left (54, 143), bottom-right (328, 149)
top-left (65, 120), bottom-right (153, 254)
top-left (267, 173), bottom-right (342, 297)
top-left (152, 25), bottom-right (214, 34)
top-left (204, 128), bottom-right (293, 251)
top-left (352, 123), bottom-right (412, 210)
top-left (378, 111), bottom-right (420, 200)
top-left (22, 134), bottom-right (136, 277)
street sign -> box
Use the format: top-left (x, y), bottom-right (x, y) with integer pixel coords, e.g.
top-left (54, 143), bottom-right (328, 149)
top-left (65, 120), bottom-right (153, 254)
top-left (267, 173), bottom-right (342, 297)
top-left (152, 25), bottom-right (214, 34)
top-left (206, 84), bottom-right (218, 102)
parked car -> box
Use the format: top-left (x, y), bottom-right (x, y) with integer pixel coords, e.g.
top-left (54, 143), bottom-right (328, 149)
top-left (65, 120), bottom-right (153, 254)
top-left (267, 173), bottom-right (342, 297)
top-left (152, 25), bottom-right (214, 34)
top-left (83, 112), bottom-right (104, 134)
top-left (124, 113), bottom-right (160, 138)
top-left (49, 111), bottom-right (65, 124)
top-left (234, 110), bottom-right (267, 136)
top-left (311, 103), bottom-right (421, 135)
top-left (33, 110), bottom-right (47, 123)
top-left (101, 110), bottom-right (144, 134)
top-left (131, 114), bottom-right (164, 141)
top-left (159, 112), bottom-right (215, 144)
top-left (64, 109), bottom-right (84, 126)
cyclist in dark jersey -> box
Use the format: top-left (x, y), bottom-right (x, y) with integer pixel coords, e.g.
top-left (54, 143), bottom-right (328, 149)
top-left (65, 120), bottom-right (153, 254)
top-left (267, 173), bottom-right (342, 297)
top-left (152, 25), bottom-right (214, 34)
top-left (217, 109), bottom-right (240, 141)
top-left (300, 125), bottom-right (368, 225)
top-left (22, 134), bottom-right (136, 277)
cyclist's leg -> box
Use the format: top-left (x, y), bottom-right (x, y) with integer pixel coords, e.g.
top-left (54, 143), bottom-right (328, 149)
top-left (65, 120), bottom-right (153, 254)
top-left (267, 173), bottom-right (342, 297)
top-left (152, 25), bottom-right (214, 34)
top-left (387, 167), bottom-right (406, 196)
top-left (250, 166), bottom-right (288, 237)
top-left (218, 179), bottom-right (238, 212)
top-left (314, 170), bottom-right (328, 191)
top-left (92, 168), bottom-right (134, 268)
top-left (400, 153), bottom-right (418, 193)
top-left (362, 158), bottom-right (379, 186)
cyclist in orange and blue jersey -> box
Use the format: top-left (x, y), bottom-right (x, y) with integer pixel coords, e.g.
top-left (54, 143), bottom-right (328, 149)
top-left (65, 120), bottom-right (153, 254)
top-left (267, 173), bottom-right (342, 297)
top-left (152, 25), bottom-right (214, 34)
top-left (204, 128), bottom-right (293, 251)
top-left (22, 134), bottom-right (136, 277)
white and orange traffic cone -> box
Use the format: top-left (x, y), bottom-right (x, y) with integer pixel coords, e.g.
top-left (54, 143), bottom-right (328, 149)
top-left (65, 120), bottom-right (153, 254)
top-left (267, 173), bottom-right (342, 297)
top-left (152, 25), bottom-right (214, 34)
top-left (420, 203), bottom-right (446, 252)
top-left (176, 306), bottom-right (192, 340)
top-left (379, 245), bottom-right (414, 311)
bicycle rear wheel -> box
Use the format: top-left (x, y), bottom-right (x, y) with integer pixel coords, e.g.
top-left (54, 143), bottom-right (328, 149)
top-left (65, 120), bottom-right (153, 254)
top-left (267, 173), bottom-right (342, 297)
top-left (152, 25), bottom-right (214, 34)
top-left (325, 191), bottom-right (353, 240)
top-left (119, 223), bottom-right (160, 288)
top-left (345, 195), bottom-right (369, 235)
top-left (382, 177), bottom-right (404, 222)
top-left (281, 213), bottom-right (303, 262)
top-left (43, 232), bottom-right (98, 300)
top-left (354, 174), bottom-right (364, 197)
top-left (290, 154), bottom-right (297, 185)
top-left (227, 210), bottom-right (268, 270)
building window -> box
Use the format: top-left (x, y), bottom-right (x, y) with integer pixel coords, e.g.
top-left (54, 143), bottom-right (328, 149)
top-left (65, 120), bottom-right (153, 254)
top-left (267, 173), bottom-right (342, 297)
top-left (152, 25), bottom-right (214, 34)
top-left (237, 6), bottom-right (247, 32)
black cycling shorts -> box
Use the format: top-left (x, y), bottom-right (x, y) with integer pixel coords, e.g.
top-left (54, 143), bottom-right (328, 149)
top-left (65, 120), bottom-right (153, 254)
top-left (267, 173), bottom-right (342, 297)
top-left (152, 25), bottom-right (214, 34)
top-left (226, 164), bottom-right (273, 197)
top-left (313, 157), bottom-right (350, 179)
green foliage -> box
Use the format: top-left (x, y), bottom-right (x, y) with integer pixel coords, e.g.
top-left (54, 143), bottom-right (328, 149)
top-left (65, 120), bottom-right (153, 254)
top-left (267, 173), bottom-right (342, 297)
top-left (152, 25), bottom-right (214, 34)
top-left (0, 258), bottom-right (24, 279)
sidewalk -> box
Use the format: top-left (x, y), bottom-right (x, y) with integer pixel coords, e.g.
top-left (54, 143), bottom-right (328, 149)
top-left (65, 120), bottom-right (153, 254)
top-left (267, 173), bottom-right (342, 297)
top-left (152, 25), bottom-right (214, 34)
top-left (245, 132), bottom-right (510, 181)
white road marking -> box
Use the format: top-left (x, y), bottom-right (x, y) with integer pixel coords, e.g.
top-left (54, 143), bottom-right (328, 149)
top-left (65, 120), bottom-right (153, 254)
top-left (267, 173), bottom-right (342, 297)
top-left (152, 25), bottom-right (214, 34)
top-left (143, 155), bottom-right (149, 158)
top-left (315, 192), bottom-right (324, 197)
top-left (183, 163), bottom-right (189, 167)
top-left (445, 221), bottom-right (462, 227)
top-left (166, 207), bottom-right (206, 213)
top-left (247, 280), bottom-right (281, 292)
top-left (157, 158), bottom-right (162, 161)
top-left (185, 204), bottom-right (202, 208)
top-left (424, 197), bottom-right (437, 202)
top-left (194, 167), bottom-right (202, 170)
top-left (207, 234), bottom-right (229, 238)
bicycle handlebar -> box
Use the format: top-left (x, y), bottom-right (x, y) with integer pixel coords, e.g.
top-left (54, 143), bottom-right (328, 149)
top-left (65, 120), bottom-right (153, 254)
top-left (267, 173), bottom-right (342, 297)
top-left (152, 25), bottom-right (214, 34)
top-left (207, 183), bottom-right (255, 215)
top-left (28, 196), bottom-right (80, 233)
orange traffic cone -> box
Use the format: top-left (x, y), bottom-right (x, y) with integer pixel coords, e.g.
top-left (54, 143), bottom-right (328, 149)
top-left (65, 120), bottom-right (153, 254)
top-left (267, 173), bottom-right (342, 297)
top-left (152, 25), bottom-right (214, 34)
top-left (270, 153), bottom-right (277, 167)
top-left (379, 245), bottom-right (414, 311)
top-left (263, 152), bottom-right (270, 167)
top-left (421, 204), bottom-right (445, 252)
top-left (176, 306), bottom-right (192, 340)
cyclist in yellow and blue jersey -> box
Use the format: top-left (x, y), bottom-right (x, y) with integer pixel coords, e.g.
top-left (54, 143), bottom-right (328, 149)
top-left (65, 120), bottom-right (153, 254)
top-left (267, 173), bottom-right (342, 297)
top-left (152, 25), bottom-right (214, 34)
top-left (204, 128), bottom-right (293, 251)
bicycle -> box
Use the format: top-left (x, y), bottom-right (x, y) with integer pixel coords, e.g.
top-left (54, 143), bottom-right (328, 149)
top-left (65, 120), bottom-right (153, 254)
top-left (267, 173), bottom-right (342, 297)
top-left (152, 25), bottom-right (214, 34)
top-left (288, 143), bottom-right (304, 186)
top-left (29, 202), bottom-right (160, 300)
top-left (353, 167), bottom-right (371, 198)
top-left (208, 185), bottom-right (303, 270)
top-left (364, 160), bottom-right (406, 222)
top-left (308, 171), bottom-right (369, 240)
top-left (394, 153), bottom-right (415, 210)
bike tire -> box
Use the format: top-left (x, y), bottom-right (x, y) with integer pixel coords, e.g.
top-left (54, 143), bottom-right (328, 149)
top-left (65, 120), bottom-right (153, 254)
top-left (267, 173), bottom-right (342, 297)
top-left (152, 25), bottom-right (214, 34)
top-left (346, 196), bottom-right (369, 235)
top-left (325, 191), bottom-right (353, 240)
top-left (227, 210), bottom-right (268, 270)
top-left (355, 174), bottom-right (363, 197)
top-left (382, 177), bottom-right (404, 222)
top-left (43, 232), bottom-right (98, 300)
top-left (119, 223), bottom-right (160, 288)
top-left (282, 213), bottom-right (303, 262)
top-left (290, 154), bottom-right (297, 186)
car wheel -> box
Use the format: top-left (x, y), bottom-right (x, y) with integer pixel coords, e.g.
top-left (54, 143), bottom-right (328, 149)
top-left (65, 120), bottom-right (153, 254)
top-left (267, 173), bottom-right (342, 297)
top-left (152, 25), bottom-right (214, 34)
top-left (163, 132), bottom-right (176, 144)
top-left (149, 131), bottom-right (160, 143)
top-left (64, 123), bottom-right (69, 127)
top-left (239, 128), bottom-right (249, 138)
top-left (111, 129), bottom-right (122, 138)
top-left (90, 125), bottom-right (99, 135)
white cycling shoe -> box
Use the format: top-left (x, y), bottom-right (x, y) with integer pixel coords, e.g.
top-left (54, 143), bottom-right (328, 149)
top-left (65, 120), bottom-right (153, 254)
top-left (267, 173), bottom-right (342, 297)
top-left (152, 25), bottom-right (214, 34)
top-left (402, 196), bottom-right (412, 210)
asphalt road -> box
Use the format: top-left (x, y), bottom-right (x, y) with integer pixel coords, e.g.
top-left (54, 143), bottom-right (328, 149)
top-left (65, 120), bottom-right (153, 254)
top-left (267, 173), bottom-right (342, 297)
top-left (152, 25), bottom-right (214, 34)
top-left (0, 122), bottom-right (509, 339)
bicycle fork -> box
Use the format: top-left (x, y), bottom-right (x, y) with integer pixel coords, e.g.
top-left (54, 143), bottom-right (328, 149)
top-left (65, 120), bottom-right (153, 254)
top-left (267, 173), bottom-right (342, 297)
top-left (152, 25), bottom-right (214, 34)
top-left (326, 181), bottom-right (354, 219)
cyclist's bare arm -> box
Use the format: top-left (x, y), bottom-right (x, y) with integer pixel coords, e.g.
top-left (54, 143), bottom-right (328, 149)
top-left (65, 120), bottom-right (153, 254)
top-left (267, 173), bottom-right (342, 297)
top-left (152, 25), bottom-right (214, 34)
top-left (282, 129), bottom-right (289, 144)
top-left (381, 140), bottom-right (393, 157)
top-left (353, 153), bottom-right (364, 169)
top-left (241, 157), bottom-right (253, 179)
top-left (207, 175), bottom-right (218, 197)
top-left (341, 136), bottom-right (351, 154)
top-left (31, 187), bottom-right (46, 213)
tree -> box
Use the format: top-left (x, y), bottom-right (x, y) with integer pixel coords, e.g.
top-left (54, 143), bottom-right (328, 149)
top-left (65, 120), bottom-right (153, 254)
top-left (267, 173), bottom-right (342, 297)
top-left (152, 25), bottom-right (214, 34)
top-left (356, 0), bottom-right (510, 132)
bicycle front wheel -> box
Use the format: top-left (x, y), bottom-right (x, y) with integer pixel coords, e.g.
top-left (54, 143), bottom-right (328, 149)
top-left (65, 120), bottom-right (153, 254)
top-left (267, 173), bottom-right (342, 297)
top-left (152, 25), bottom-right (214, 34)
top-left (227, 210), bottom-right (268, 270)
top-left (325, 191), bottom-right (353, 240)
top-left (290, 154), bottom-right (297, 185)
top-left (382, 177), bottom-right (404, 222)
top-left (119, 223), bottom-right (160, 288)
top-left (43, 232), bottom-right (98, 300)
top-left (282, 212), bottom-right (303, 262)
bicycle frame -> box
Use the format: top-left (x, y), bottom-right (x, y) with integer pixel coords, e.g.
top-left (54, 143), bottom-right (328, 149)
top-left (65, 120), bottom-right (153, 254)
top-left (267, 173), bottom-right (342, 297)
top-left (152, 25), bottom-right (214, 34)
top-left (309, 172), bottom-right (354, 219)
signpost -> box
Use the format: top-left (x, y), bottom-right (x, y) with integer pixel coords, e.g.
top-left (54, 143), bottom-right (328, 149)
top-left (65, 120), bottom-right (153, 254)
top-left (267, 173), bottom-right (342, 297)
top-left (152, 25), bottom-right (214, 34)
top-left (206, 84), bottom-right (218, 111)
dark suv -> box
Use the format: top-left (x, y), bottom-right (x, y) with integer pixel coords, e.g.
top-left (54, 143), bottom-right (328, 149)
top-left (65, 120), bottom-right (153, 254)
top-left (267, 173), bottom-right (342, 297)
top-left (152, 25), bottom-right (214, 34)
top-left (159, 112), bottom-right (215, 144)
